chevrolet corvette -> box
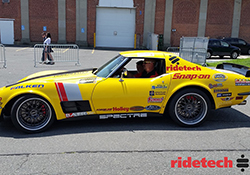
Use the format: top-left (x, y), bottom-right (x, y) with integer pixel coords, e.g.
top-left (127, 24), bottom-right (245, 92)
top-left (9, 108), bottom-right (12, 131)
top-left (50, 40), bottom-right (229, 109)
top-left (0, 50), bottom-right (250, 133)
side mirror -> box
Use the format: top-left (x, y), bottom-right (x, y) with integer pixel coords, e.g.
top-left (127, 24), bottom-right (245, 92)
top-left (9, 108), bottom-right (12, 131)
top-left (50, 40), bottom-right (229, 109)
top-left (119, 69), bottom-right (127, 82)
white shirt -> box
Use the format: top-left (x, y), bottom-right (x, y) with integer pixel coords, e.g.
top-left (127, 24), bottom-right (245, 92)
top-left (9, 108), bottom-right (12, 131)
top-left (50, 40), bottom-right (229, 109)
top-left (43, 37), bottom-right (51, 46)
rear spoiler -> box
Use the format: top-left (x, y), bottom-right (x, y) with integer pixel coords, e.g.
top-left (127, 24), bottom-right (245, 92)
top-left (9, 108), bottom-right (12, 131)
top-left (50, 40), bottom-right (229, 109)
top-left (216, 63), bottom-right (250, 77)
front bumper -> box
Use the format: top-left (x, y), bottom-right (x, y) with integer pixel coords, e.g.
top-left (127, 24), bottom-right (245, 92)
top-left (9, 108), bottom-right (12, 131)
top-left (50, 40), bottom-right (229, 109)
top-left (0, 108), bottom-right (3, 122)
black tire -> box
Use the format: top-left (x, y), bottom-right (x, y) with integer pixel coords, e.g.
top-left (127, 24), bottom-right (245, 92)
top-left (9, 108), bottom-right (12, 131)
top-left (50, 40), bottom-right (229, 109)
top-left (11, 95), bottom-right (55, 133)
top-left (206, 51), bottom-right (212, 59)
top-left (247, 49), bottom-right (250, 55)
top-left (230, 51), bottom-right (238, 59)
top-left (168, 88), bottom-right (211, 126)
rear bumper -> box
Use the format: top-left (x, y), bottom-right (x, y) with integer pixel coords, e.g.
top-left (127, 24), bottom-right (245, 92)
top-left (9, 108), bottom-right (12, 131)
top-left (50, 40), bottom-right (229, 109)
top-left (238, 92), bottom-right (250, 96)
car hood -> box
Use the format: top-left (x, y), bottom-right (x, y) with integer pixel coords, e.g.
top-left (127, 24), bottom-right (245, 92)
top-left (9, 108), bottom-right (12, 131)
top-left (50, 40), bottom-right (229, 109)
top-left (7, 68), bottom-right (98, 87)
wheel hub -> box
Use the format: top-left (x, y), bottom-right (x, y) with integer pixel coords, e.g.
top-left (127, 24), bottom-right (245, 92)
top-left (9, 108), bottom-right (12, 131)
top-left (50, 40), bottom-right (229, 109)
top-left (30, 109), bottom-right (38, 117)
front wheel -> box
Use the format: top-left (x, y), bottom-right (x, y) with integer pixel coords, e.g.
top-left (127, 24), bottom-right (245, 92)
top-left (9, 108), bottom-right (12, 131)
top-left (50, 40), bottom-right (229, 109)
top-left (167, 88), bottom-right (211, 126)
top-left (230, 51), bottom-right (238, 59)
top-left (11, 95), bottom-right (55, 133)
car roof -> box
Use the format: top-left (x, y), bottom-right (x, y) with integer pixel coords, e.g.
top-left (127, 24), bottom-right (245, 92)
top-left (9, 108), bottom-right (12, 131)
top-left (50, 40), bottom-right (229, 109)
top-left (120, 50), bottom-right (167, 59)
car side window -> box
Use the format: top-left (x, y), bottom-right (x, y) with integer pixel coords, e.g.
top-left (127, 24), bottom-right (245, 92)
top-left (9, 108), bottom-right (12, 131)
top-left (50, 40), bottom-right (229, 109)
top-left (229, 39), bottom-right (237, 44)
top-left (221, 41), bottom-right (229, 47)
top-left (238, 39), bottom-right (246, 45)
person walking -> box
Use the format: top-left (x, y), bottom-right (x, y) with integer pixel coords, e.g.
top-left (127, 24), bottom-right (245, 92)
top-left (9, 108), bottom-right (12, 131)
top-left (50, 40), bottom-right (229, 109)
top-left (40, 32), bottom-right (52, 63)
top-left (43, 32), bottom-right (55, 65)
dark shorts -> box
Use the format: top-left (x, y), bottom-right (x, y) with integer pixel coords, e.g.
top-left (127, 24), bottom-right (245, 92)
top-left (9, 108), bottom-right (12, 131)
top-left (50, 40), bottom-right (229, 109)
top-left (45, 46), bottom-right (53, 53)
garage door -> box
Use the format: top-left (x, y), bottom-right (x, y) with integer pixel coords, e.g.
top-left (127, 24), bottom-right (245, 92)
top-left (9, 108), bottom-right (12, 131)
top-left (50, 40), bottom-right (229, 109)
top-left (96, 7), bottom-right (135, 48)
top-left (0, 20), bottom-right (14, 44)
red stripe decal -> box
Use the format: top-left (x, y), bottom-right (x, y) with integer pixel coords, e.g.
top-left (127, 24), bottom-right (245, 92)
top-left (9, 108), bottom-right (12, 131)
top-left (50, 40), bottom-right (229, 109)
top-left (55, 82), bottom-right (63, 101)
top-left (57, 82), bottom-right (68, 101)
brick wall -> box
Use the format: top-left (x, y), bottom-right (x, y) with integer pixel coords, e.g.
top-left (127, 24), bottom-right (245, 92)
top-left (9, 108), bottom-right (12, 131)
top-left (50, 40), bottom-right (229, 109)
top-left (171, 0), bottom-right (200, 46)
top-left (66, 0), bottom-right (76, 43)
top-left (1, 0), bottom-right (250, 47)
top-left (134, 0), bottom-right (145, 47)
top-left (239, 0), bottom-right (250, 43)
top-left (0, 1), bottom-right (21, 42)
top-left (206, 0), bottom-right (234, 39)
top-left (29, 0), bottom-right (58, 43)
top-left (155, 0), bottom-right (166, 35)
top-left (87, 0), bottom-right (98, 47)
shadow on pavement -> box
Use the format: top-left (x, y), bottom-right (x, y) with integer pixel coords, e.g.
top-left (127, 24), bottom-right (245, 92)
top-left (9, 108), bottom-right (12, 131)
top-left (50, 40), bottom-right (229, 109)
top-left (0, 107), bottom-right (249, 138)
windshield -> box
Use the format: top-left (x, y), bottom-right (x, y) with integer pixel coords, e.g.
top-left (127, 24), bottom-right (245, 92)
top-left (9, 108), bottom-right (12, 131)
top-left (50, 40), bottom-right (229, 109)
top-left (94, 55), bottom-right (127, 78)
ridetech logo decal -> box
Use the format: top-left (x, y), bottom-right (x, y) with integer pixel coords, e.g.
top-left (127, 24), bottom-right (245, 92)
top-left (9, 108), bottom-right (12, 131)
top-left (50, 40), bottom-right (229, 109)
top-left (171, 157), bottom-right (233, 168)
top-left (237, 155), bottom-right (249, 172)
top-left (166, 65), bottom-right (201, 71)
top-left (169, 56), bottom-right (180, 65)
top-left (171, 155), bottom-right (249, 172)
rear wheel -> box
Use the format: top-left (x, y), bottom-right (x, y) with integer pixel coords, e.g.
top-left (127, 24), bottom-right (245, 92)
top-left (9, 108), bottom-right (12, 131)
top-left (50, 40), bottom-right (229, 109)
top-left (168, 88), bottom-right (211, 126)
top-left (11, 95), bottom-right (55, 133)
top-left (247, 49), bottom-right (250, 55)
top-left (230, 51), bottom-right (238, 59)
top-left (206, 51), bottom-right (212, 59)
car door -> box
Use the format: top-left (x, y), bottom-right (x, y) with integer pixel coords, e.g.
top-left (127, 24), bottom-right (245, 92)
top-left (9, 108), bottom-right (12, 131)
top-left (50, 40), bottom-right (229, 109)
top-left (209, 40), bottom-right (220, 55)
top-left (219, 41), bottom-right (231, 56)
top-left (91, 75), bottom-right (170, 114)
top-left (238, 39), bottom-right (248, 54)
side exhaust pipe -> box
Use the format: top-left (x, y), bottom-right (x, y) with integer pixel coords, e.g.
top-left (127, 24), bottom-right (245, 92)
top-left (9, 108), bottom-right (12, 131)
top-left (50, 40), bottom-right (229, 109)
top-left (238, 100), bottom-right (247, 105)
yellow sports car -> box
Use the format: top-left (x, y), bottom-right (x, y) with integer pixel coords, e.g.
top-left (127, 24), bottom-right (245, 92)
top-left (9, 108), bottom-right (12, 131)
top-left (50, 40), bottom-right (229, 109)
top-left (0, 50), bottom-right (250, 133)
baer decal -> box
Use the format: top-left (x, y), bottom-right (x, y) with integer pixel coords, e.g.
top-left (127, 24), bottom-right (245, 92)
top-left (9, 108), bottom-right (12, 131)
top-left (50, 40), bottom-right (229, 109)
top-left (65, 112), bottom-right (88, 118)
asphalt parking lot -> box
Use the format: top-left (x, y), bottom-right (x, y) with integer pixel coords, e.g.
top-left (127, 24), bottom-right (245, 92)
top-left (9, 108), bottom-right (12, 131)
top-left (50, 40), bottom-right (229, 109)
top-left (0, 47), bottom-right (250, 174)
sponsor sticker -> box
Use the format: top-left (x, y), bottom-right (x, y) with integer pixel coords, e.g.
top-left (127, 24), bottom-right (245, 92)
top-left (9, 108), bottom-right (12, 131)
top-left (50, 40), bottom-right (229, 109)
top-left (149, 91), bottom-right (166, 96)
top-left (100, 113), bottom-right (147, 119)
top-left (113, 107), bottom-right (129, 112)
top-left (214, 89), bottom-right (229, 93)
top-left (217, 93), bottom-right (232, 97)
top-left (235, 79), bottom-right (250, 86)
top-left (151, 84), bottom-right (168, 89)
top-left (145, 105), bottom-right (161, 110)
top-left (130, 106), bottom-right (144, 111)
top-left (97, 108), bottom-right (112, 111)
top-left (173, 73), bottom-right (210, 80)
top-left (10, 84), bottom-right (44, 90)
top-left (209, 83), bottom-right (223, 89)
top-left (212, 74), bottom-right (228, 82)
top-left (221, 97), bottom-right (234, 101)
top-left (97, 107), bottom-right (130, 112)
top-left (65, 112), bottom-right (88, 118)
top-left (166, 65), bottom-right (201, 71)
top-left (148, 97), bottom-right (164, 103)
